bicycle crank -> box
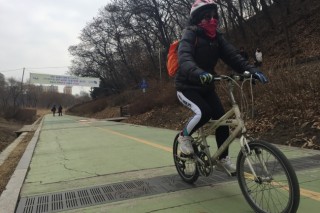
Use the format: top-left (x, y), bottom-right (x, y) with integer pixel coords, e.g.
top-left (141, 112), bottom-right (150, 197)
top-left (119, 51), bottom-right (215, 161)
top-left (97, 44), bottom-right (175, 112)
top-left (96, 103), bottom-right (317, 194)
top-left (195, 151), bottom-right (213, 177)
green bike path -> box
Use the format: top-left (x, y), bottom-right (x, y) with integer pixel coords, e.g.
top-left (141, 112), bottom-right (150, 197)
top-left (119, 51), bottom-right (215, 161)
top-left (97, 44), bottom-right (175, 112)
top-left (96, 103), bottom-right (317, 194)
top-left (13, 115), bottom-right (320, 212)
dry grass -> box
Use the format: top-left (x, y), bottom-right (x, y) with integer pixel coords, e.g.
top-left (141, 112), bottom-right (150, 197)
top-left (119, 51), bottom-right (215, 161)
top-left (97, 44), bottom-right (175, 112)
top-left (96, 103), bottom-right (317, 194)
top-left (255, 61), bottom-right (319, 124)
top-left (244, 61), bottom-right (320, 148)
top-left (36, 108), bottom-right (50, 117)
top-left (129, 83), bottom-right (178, 115)
top-left (65, 60), bottom-right (320, 149)
top-left (126, 60), bottom-right (320, 148)
top-left (0, 132), bottom-right (34, 195)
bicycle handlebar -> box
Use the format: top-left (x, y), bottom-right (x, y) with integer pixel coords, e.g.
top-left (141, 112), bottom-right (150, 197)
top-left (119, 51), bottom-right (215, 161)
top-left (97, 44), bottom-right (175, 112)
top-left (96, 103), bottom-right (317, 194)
top-left (213, 71), bottom-right (253, 82)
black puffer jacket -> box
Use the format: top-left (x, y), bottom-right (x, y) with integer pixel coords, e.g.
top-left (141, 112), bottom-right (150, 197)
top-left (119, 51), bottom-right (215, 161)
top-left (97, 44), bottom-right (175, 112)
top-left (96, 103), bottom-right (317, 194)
top-left (175, 26), bottom-right (255, 91)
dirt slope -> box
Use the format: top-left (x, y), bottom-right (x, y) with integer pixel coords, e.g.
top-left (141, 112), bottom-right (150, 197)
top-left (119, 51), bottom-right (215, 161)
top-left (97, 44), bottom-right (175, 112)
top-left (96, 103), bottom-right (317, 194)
top-left (0, 119), bottom-right (23, 152)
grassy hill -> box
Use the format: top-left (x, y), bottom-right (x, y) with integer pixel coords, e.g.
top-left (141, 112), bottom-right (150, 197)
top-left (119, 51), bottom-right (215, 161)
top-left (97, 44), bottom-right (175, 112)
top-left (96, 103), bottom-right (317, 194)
top-left (68, 0), bottom-right (320, 150)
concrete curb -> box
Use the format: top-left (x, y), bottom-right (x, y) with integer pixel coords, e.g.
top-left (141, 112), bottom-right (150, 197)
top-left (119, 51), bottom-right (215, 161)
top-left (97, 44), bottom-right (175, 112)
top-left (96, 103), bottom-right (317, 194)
top-left (0, 117), bottom-right (44, 213)
top-left (0, 116), bottom-right (42, 167)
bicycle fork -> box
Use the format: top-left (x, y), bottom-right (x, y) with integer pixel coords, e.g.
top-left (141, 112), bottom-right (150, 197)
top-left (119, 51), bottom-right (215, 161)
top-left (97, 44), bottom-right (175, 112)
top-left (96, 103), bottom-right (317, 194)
top-left (240, 136), bottom-right (272, 183)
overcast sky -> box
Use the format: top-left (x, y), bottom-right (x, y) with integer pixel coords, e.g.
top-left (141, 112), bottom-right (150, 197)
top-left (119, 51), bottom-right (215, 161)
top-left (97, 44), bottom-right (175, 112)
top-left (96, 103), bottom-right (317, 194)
top-left (0, 0), bottom-right (108, 94)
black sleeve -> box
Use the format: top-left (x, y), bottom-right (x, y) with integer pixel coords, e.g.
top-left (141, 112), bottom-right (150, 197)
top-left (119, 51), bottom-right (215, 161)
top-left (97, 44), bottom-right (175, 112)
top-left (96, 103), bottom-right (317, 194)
top-left (178, 29), bottom-right (204, 84)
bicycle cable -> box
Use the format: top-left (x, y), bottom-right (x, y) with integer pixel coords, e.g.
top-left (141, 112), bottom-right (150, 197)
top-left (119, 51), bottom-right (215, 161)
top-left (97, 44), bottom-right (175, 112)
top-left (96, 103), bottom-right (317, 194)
top-left (216, 74), bottom-right (255, 121)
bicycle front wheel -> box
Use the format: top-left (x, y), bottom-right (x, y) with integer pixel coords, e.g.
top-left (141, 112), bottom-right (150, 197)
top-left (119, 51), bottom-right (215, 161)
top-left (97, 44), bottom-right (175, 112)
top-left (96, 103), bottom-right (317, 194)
top-left (173, 133), bottom-right (199, 184)
top-left (237, 140), bottom-right (300, 213)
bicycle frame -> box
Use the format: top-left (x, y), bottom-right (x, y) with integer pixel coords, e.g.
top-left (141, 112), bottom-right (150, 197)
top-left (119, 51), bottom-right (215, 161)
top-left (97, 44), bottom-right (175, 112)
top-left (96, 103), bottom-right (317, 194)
top-left (194, 80), bottom-right (249, 166)
top-left (174, 74), bottom-right (300, 212)
top-left (192, 77), bottom-right (262, 177)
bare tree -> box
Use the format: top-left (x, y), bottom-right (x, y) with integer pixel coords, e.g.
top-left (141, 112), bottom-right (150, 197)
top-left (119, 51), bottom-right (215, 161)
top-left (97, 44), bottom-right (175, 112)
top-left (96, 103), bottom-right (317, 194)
top-left (25, 84), bottom-right (41, 108)
top-left (273, 0), bottom-right (293, 57)
top-left (66, 0), bottom-right (304, 96)
top-left (259, 0), bottom-right (275, 28)
top-left (7, 78), bottom-right (21, 110)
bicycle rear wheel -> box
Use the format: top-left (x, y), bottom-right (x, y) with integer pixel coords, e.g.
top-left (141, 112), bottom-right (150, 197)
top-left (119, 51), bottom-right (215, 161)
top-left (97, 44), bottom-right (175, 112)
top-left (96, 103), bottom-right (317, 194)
top-left (237, 140), bottom-right (300, 213)
top-left (173, 133), bottom-right (199, 184)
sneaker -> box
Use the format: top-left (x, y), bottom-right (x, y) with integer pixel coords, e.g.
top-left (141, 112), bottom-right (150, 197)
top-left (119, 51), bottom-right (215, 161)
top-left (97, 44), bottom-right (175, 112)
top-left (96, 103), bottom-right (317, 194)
top-left (178, 135), bottom-right (194, 155)
top-left (216, 156), bottom-right (236, 175)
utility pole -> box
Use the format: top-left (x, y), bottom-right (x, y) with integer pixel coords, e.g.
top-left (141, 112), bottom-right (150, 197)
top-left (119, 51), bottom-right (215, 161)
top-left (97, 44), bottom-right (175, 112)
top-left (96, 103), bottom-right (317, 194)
top-left (159, 47), bottom-right (162, 82)
top-left (20, 67), bottom-right (25, 107)
top-left (21, 67), bottom-right (25, 91)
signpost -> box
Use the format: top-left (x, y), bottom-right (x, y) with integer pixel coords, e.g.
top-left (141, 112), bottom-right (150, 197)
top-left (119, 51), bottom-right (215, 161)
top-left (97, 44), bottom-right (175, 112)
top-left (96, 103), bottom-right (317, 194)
top-left (140, 79), bottom-right (148, 93)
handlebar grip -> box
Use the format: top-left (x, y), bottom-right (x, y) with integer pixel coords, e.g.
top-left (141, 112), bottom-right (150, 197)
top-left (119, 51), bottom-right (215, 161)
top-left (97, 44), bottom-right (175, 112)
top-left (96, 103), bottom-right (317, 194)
top-left (213, 73), bottom-right (256, 82)
top-left (243, 71), bottom-right (251, 78)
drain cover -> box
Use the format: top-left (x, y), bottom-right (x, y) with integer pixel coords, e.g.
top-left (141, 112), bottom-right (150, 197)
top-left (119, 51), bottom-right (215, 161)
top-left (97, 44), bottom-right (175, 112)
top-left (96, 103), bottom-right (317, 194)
top-left (16, 154), bottom-right (320, 213)
top-left (16, 172), bottom-right (232, 213)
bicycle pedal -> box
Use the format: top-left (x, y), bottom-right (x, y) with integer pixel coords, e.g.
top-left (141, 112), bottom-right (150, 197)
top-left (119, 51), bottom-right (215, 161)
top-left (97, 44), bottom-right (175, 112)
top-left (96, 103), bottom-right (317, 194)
top-left (219, 169), bottom-right (236, 177)
top-left (215, 164), bottom-right (236, 177)
top-left (231, 171), bottom-right (237, 177)
top-left (180, 153), bottom-right (193, 158)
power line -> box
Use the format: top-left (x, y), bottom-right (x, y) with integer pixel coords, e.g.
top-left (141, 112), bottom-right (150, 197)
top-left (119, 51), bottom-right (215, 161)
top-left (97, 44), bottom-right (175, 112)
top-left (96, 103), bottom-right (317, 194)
top-left (0, 66), bottom-right (69, 73)
top-left (0, 68), bottom-right (24, 73)
top-left (26, 66), bottom-right (69, 69)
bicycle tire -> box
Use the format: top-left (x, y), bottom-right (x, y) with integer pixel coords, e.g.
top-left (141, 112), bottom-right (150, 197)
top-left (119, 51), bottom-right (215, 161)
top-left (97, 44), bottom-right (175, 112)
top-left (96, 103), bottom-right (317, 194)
top-left (173, 133), bottom-right (199, 184)
top-left (236, 140), bottom-right (300, 213)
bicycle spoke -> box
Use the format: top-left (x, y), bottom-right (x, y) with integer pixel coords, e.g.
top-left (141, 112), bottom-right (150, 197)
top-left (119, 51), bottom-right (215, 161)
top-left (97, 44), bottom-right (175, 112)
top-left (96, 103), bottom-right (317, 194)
top-left (237, 141), bottom-right (299, 213)
top-left (173, 134), bottom-right (199, 183)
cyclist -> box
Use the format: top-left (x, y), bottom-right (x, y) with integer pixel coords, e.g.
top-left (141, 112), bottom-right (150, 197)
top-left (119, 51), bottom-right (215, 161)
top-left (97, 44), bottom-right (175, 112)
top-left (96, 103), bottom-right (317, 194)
top-left (175, 0), bottom-right (268, 173)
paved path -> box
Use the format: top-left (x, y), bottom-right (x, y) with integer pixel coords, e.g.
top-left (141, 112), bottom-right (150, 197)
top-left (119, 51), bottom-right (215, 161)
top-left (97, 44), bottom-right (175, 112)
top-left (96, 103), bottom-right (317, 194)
top-left (7, 115), bottom-right (320, 212)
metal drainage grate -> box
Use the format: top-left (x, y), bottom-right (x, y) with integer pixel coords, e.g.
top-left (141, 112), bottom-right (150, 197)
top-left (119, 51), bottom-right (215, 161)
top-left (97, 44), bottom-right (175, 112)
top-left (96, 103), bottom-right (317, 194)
top-left (16, 154), bottom-right (320, 213)
top-left (16, 172), bottom-right (232, 213)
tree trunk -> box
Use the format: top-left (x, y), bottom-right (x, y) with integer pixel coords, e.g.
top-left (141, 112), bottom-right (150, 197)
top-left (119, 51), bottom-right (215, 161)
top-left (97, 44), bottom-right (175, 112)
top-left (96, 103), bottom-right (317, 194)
top-left (260, 0), bottom-right (275, 28)
top-left (274, 0), bottom-right (293, 57)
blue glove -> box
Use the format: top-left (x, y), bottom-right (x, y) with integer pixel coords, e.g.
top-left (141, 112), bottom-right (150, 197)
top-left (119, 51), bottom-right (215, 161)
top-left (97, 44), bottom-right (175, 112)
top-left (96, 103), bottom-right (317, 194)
top-left (199, 72), bottom-right (213, 85)
top-left (249, 69), bottom-right (268, 84)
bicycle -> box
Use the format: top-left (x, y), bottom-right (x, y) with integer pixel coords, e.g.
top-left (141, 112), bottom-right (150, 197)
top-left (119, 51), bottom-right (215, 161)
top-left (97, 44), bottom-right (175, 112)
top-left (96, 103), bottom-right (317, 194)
top-left (173, 72), bottom-right (300, 213)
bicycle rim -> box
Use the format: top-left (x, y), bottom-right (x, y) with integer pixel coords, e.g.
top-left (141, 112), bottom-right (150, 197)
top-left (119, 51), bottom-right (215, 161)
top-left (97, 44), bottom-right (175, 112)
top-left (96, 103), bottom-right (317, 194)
top-left (237, 140), bottom-right (300, 213)
top-left (173, 134), bottom-right (199, 183)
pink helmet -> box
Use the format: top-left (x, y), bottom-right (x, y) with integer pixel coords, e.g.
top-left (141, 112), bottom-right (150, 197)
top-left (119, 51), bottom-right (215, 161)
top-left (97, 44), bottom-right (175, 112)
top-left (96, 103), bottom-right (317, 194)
top-left (190, 0), bottom-right (217, 18)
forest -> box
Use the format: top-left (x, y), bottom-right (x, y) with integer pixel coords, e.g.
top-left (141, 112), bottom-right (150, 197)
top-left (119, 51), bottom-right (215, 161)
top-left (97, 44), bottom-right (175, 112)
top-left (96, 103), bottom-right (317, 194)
top-left (68, 0), bottom-right (318, 97)
top-left (68, 0), bottom-right (319, 149)
top-left (0, 73), bottom-right (90, 120)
